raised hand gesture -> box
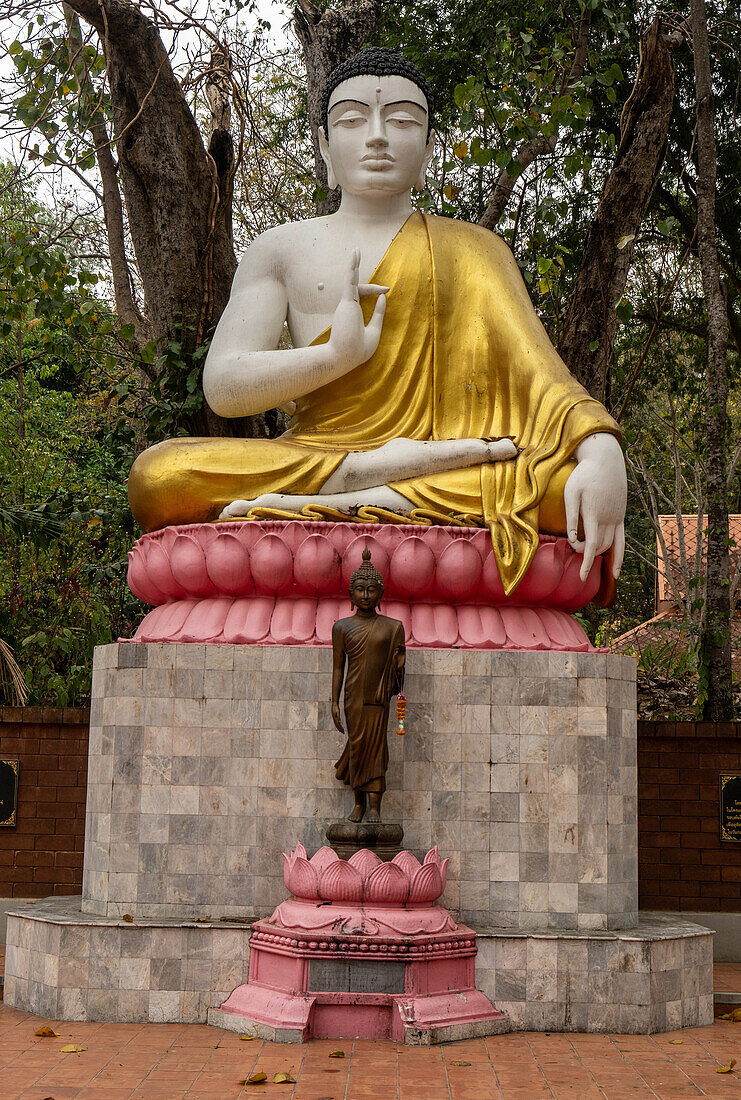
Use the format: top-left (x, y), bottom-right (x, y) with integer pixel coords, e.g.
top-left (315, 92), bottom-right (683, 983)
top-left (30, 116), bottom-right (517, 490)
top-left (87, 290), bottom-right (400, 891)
top-left (327, 249), bottom-right (389, 370)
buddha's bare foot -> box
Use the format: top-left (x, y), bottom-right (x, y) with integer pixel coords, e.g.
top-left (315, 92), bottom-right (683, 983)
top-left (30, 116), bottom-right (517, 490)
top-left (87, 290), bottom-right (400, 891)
top-left (348, 802), bottom-right (365, 822)
top-left (365, 809), bottom-right (381, 823)
top-left (486, 438), bottom-right (518, 461)
top-left (219, 495), bottom-right (283, 519)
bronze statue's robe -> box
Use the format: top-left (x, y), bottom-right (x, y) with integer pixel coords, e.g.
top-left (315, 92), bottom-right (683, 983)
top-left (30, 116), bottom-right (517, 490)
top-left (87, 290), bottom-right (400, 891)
top-left (128, 212), bottom-right (620, 593)
top-left (333, 613), bottom-right (405, 794)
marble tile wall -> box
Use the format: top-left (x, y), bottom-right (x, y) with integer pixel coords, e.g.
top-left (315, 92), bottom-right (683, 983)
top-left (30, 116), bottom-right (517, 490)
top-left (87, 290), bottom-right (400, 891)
top-left (3, 902), bottom-right (713, 1032)
top-left (84, 644), bottom-right (637, 931)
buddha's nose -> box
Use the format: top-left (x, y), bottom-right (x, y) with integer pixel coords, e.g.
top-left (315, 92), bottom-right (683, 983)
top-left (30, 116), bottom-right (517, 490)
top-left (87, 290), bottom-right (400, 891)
top-left (366, 109), bottom-right (388, 148)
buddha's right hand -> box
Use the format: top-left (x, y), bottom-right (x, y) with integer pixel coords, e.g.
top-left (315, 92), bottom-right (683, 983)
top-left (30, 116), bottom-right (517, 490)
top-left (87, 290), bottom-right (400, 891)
top-left (327, 249), bottom-right (389, 370)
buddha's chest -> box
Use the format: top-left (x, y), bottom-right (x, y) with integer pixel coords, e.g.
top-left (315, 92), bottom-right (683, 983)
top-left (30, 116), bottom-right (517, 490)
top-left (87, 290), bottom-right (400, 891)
top-left (283, 225), bottom-right (398, 338)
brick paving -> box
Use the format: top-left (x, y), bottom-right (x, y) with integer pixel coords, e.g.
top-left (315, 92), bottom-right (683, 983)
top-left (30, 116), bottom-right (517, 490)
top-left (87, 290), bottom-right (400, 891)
top-left (1, 1002), bottom-right (741, 1099)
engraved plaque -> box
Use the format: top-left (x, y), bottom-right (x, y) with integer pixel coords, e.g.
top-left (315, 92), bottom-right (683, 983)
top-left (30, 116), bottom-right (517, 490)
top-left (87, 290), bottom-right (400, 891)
top-left (720, 774), bottom-right (741, 843)
top-left (0, 758), bottom-right (19, 827)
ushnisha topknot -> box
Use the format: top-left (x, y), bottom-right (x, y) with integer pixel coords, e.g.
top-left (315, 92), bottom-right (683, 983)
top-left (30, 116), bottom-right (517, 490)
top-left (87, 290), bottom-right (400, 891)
top-left (322, 47), bottom-right (434, 136)
top-left (349, 545), bottom-right (385, 589)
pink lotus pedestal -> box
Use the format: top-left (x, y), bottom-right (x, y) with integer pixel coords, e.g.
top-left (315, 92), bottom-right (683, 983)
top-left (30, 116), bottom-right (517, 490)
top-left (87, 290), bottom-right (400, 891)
top-left (208, 845), bottom-right (509, 1044)
top-left (127, 519), bottom-right (610, 650)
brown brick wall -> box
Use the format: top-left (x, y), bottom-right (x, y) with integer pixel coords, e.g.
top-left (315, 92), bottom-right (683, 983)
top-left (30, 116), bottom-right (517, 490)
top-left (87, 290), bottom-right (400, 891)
top-left (638, 720), bottom-right (741, 912)
top-left (0, 707), bottom-right (89, 897)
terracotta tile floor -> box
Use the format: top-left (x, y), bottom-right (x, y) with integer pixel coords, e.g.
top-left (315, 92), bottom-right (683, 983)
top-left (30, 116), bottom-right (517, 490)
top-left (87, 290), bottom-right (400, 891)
top-left (0, 964), bottom-right (740, 1098)
top-left (1, 1006), bottom-right (741, 1099)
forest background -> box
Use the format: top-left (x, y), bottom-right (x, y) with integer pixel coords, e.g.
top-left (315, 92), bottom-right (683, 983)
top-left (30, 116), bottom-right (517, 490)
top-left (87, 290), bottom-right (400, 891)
top-left (0, 0), bottom-right (739, 717)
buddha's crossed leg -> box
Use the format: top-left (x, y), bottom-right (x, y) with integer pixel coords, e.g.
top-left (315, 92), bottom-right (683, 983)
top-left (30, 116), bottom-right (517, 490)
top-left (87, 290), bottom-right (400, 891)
top-left (219, 435), bottom-right (516, 519)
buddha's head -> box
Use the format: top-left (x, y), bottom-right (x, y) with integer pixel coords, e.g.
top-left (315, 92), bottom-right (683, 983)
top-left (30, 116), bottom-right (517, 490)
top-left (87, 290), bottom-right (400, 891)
top-left (349, 546), bottom-right (385, 610)
top-left (319, 47), bottom-right (435, 196)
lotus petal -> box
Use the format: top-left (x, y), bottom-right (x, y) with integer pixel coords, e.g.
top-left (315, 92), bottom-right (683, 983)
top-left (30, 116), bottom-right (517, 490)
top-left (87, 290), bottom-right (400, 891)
top-left (141, 599), bottom-right (198, 641)
top-left (286, 855), bottom-right (319, 900)
top-left (348, 849), bottom-right (382, 879)
top-left (410, 603), bottom-right (436, 646)
top-left (500, 606), bottom-right (549, 649)
top-left (389, 536), bottom-right (435, 598)
top-left (480, 550), bottom-right (505, 601)
top-left (432, 603), bottom-right (459, 647)
top-left (294, 534), bottom-right (341, 595)
top-left (178, 597), bottom-right (230, 642)
top-left (392, 850), bottom-right (421, 877)
top-left (423, 846), bottom-right (441, 865)
top-left (205, 533), bottom-right (252, 596)
top-left (318, 859), bottom-right (363, 902)
top-left (292, 842), bottom-right (308, 861)
top-left (436, 539), bottom-right (482, 600)
top-left (408, 861), bottom-right (443, 904)
top-left (127, 547), bottom-right (167, 605)
top-left (222, 597), bottom-right (274, 644)
top-left (145, 541), bottom-right (186, 599)
top-left (514, 541), bottom-right (561, 604)
top-left (251, 533), bottom-right (294, 595)
top-left (309, 846), bottom-right (339, 875)
top-left (170, 533), bottom-right (216, 597)
top-left (365, 861), bottom-right (410, 904)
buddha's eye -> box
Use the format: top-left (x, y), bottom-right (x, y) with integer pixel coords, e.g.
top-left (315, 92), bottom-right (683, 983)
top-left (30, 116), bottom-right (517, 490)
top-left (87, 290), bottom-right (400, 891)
top-left (335, 114), bottom-right (366, 128)
top-left (387, 116), bottom-right (421, 128)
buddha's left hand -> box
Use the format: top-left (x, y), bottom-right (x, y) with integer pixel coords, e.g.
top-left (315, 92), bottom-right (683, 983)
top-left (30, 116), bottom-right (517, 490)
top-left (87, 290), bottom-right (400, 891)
top-left (564, 433), bottom-right (627, 583)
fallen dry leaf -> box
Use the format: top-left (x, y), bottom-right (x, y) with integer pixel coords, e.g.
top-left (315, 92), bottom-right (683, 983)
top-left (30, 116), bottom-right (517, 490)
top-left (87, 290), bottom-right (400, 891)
top-left (450, 1060), bottom-right (471, 1066)
top-left (240, 1072), bottom-right (267, 1085)
top-left (328, 1050), bottom-right (345, 1058)
top-left (195, 915), bottom-right (212, 923)
top-left (719, 1008), bottom-right (741, 1022)
top-left (669, 1039), bottom-right (683, 1044)
top-left (60, 1045), bottom-right (87, 1054)
top-left (238, 1034), bottom-right (257, 1041)
top-left (273, 1072), bottom-right (296, 1084)
top-left (716, 1058), bottom-right (737, 1074)
top-left (121, 914), bottom-right (133, 923)
top-left (35, 1027), bottom-right (59, 1037)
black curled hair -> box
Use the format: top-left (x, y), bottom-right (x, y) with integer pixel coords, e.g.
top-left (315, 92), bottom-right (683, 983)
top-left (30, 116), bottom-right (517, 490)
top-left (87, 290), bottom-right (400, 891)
top-left (321, 47), bottom-right (434, 136)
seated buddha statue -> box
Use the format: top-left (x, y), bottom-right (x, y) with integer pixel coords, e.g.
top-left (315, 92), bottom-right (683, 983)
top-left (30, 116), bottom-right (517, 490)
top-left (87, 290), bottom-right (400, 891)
top-left (128, 48), bottom-right (626, 597)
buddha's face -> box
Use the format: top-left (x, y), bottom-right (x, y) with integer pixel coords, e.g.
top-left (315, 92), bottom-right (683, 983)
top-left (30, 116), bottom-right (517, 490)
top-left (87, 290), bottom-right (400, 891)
top-left (320, 73), bottom-right (434, 195)
top-left (350, 578), bottom-right (383, 610)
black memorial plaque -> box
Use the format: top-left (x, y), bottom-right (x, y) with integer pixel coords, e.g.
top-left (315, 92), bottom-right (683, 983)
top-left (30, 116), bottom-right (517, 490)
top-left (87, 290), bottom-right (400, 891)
top-left (720, 774), bottom-right (741, 843)
top-left (0, 758), bottom-right (19, 827)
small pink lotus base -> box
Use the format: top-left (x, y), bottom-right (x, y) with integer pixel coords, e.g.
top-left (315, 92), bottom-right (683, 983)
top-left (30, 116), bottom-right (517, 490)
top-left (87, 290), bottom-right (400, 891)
top-left (128, 519), bottom-right (605, 650)
top-left (208, 845), bottom-right (509, 1044)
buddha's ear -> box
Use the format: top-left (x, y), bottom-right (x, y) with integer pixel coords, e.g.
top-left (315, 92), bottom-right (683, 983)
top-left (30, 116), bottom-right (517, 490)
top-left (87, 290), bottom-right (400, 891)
top-left (416, 130), bottom-right (436, 190)
top-left (318, 127), bottom-right (338, 191)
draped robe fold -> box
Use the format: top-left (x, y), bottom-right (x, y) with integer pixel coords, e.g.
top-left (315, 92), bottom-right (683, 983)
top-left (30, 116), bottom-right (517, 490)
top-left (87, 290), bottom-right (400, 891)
top-left (128, 212), bottom-right (620, 594)
top-left (333, 613), bottom-right (406, 794)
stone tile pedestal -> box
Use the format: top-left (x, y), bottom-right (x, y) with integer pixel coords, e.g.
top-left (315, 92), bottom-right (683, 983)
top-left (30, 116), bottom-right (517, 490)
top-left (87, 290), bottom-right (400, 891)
top-left (3, 642), bottom-right (715, 1032)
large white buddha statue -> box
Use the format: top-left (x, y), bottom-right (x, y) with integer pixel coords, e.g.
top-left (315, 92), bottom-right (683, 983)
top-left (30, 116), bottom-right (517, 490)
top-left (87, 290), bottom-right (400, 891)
top-left (128, 48), bottom-right (626, 596)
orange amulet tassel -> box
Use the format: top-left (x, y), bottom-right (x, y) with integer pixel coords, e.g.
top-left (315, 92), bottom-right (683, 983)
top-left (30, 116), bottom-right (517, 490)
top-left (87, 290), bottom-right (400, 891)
top-left (396, 693), bottom-right (406, 735)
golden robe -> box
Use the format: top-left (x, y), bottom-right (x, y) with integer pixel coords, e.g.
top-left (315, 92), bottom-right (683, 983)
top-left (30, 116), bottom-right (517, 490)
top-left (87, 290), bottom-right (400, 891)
top-left (128, 212), bottom-right (620, 594)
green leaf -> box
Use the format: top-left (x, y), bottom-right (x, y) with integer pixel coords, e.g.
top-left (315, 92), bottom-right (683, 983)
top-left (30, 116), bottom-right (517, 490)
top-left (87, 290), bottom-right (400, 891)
top-left (9, 41), bottom-right (22, 55)
top-left (589, 339), bottom-right (600, 352)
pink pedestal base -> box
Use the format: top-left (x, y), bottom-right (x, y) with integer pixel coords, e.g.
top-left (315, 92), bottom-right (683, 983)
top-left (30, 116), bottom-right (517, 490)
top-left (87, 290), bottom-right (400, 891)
top-left (127, 520), bottom-right (607, 650)
top-left (211, 918), bottom-right (509, 1045)
top-left (209, 845), bottom-right (509, 1044)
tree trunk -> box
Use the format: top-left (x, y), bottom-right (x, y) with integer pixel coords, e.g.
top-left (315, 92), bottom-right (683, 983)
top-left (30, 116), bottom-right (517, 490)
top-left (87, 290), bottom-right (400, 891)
top-left (64, 0), bottom-right (253, 437)
top-left (293, 0), bottom-right (382, 215)
top-left (63, 6), bottom-right (149, 351)
top-left (558, 16), bottom-right (675, 402)
top-left (691, 0), bottom-right (733, 720)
